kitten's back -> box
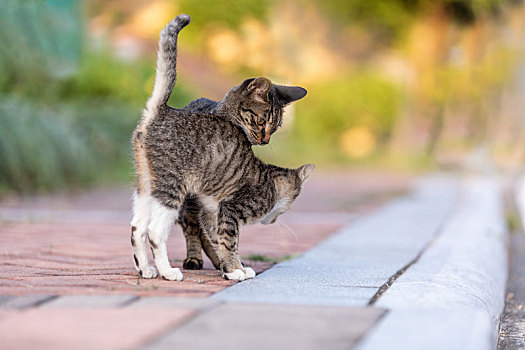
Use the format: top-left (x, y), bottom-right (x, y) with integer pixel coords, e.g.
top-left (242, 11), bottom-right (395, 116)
top-left (146, 107), bottom-right (249, 158)
top-left (144, 107), bottom-right (256, 201)
top-left (183, 98), bottom-right (217, 112)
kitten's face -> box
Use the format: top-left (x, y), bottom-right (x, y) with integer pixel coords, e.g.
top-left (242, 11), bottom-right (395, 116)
top-left (224, 77), bottom-right (307, 145)
top-left (259, 164), bottom-right (315, 225)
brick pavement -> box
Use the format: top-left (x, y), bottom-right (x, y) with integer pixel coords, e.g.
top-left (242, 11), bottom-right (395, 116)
top-left (0, 307), bottom-right (195, 349)
top-left (0, 170), bottom-right (410, 297)
top-left (0, 170), bottom-right (410, 348)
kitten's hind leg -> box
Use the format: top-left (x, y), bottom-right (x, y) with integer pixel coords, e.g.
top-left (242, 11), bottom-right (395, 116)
top-left (148, 199), bottom-right (183, 281)
top-left (131, 192), bottom-right (158, 278)
top-left (179, 196), bottom-right (204, 270)
top-left (182, 226), bottom-right (203, 270)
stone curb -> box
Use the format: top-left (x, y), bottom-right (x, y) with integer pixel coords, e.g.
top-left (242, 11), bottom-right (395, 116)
top-left (357, 176), bottom-right (508, 350)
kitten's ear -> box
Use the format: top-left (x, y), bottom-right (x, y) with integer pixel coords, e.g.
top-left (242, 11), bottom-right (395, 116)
top-left (275, 85), bottom-right (307, 105)
top-left (247, 77), bottom-right (272, 97)
top-left (297, 164), bottom-right (315, 183)
top-left (239, 78), bottom-right (256, 91)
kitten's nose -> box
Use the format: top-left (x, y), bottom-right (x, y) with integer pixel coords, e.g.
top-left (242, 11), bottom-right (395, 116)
top-left (261, 134), bottom-right (271, 144)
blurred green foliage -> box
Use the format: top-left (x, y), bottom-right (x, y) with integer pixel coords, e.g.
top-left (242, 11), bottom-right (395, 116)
top-left (0, 0), bottom-right (523, 193)
top-left (0, 0), bottom-right (195, 193)
top-left (0, 97), bottom-right (134, 192)
top-left (294, 71), bottom-right (401, 145)
top-left (59, 52), bottom-right (153, 104)
top-left (0, 0), bottom-right (82, 94)
top-left (316, 0), bottom-right (517, 42)
top-left (256, 71), bottom-right (402, 165)
top-left (316, 0), bottom-right (416, 41)
top-left (175, 0), bottom-right (273, 47)
top-left (422, 47), bottom-right (517, 106)
top-left (178, 0), bottom-right (271, 30)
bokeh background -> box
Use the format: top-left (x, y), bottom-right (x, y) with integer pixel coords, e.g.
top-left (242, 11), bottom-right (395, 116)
top-left (1, 0), bottom-right (525, 194)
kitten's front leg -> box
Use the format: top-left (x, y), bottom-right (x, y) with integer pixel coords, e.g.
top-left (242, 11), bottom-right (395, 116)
top-left (233, 240), bottom-right (256, 279)
top-left (217, 230), bottom-right (243, 280)
top-left (179, 195), bottom-right (204, 269)
top-left (216, 221), bottom-right (254, 281)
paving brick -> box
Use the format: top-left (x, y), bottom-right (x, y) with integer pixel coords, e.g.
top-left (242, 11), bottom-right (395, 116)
top-left (149, 303), bottom-right (385, 350)
top-left (41, 294), bottom-right (138, 308)
top-left (130, 296), bottom-right (221, 310)
top-left (0, 308), bottom-right (194, 350)
top-left (0, 310), bottom-right (17, 322)
top-left (0, 295), bottom-right (13, 306)
top-left (1, 294), bottom-right (57, 310)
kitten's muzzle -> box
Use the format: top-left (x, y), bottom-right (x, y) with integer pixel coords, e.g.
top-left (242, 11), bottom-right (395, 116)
top-left (259, 134), bottom-right (271, 145)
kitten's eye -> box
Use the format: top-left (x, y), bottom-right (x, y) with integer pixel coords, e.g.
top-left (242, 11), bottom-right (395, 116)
top-left (257, 116), bottom-right (265, 125)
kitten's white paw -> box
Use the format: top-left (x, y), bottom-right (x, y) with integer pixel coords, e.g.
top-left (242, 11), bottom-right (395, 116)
top-left (223, 269), bottom-right (245, 281)
top-left (140, 265), bottom-right (158, 279)
top-left (243, 267), bottom-right (256, 279)
top-left (160, 268), bottom-right (184, 281)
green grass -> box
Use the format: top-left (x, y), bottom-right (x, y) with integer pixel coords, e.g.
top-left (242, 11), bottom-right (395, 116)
top-left (243, 254), bottom-right (295, 264)
top-left (506, 210), bottom-right (522, 235)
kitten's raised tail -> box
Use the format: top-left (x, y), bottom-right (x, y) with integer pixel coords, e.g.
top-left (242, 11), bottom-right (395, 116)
top-left (144, 14), bottom-right (190, 121)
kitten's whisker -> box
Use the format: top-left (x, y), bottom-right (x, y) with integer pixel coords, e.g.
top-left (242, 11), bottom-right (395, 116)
top-left (270, 222), bottom-right (283, 241)
top-left (277, 219), bottom-right (297, 240)
top-left (271, 224), bottom-right (280, 239)
top-left (275, 221), bottom-right (286, 241)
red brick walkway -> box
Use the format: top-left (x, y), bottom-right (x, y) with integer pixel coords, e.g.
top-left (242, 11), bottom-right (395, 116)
top-left (0, 171), bottom-right (410, 298)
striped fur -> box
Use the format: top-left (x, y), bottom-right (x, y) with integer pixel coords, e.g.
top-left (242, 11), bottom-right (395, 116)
top-left (131, 15), bottom-right (313, 281)
top-left (152, 15), bottom-right (307, 270)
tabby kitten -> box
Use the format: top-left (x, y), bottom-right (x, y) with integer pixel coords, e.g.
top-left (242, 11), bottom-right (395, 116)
top-left (156, 14), bottom-right (308, 271)
top-left (180, 76), bottom-right (308, 270)
top-left (131, 15), bottom-right (314, 281)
